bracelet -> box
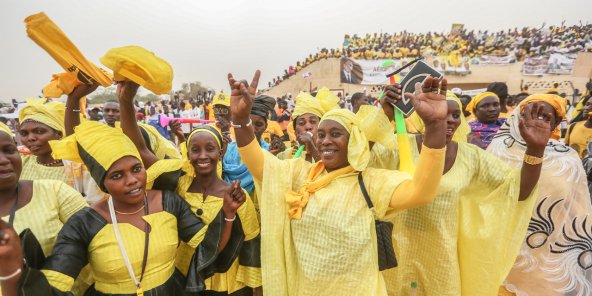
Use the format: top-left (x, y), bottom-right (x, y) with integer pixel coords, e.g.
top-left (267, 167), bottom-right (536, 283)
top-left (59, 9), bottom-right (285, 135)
top-left (0, 268), bottom-right (22, 281)
top-left (523, 154), bottom-right (544, 165)
top-left (66, 107), bottom-right (81, 112)
top-left (231, 118), bottom-right (252, 129)
top-left (224, 215), bottom-right (236, 222)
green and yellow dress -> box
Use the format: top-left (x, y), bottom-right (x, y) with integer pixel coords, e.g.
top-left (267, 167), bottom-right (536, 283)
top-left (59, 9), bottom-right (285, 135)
top-left (175, 165), bottom-right (262, 295)
top-left (17, 191), bottom-right (235, 295)
top-left (380, 142), bottom-right (538, 296)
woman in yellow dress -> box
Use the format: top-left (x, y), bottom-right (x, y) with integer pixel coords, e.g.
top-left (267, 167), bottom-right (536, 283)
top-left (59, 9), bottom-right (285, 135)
top-left (0, 122), bottom-right (89, 295)
top-left (229, 71), bottom-right (448, 295)
top-left (565, 96), bottom-right (592, 158)
top-left (17, 89), bottom-right (105, 204)
top-left (116, 81), bottom-right (262, 296)
top-left (276, 88), bottom-right (339, 161)
top-left (488, 95), bottom-right (592, 296)
top-left (0, 118), bottom-right (244, 296)
top-left (377, 84), bottom-right (551, 296)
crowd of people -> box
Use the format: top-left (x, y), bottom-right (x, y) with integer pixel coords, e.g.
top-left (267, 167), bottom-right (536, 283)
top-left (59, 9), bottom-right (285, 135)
top-left (268, 23), bottom-right (592, 88)
top-left (1, 13), bottom-right (592, 296)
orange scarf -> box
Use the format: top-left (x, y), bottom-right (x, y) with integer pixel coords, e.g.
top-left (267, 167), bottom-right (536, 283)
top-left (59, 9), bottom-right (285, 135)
top-left (285, 162), bottom-right (355, 219)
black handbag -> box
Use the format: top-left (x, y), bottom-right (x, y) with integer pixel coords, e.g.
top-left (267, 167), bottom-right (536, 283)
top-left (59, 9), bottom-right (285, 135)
top-left (358, 173), bottom-right (398, 271)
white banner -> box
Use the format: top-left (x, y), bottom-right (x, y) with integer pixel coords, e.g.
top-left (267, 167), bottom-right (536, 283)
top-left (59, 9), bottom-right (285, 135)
top-left (473, 55), bottom-right (516, 65)
top-left (339, 58), bottom-right (413, 85)
top-left (522, 53), bottom-right (577, 75)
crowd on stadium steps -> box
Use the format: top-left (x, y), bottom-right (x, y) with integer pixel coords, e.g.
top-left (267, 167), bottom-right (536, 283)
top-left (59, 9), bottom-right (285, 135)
top-left (2, 13), bottom-right (592, 296)
top-left (269, 23), bottom-right (592, 87)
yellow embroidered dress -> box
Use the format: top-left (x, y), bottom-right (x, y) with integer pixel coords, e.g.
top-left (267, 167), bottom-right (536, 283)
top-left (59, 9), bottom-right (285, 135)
top-left (175, 172), bottom-right (261, 294)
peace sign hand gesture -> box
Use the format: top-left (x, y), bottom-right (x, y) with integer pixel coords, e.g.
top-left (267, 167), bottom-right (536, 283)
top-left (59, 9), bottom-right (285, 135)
top-left (228, 70), bottom-right (261, 124)
top-left (404, 77), bottom-right (448, 125)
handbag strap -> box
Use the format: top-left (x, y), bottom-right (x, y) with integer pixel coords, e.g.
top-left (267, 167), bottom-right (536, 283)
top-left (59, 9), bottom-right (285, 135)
top-left (358, 173), bottom-right (378, 219)
top-left (108, 195), bottom-right (150, 290)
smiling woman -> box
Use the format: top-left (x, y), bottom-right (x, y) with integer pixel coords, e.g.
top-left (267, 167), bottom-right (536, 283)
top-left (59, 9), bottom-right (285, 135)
top-left (229, 71), bottom-right (448, 295)
top-left (0, 121), bottom-right (242, 295)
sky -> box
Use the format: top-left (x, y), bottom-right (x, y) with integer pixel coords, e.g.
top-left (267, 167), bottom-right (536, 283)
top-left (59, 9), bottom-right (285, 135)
top-left (0, 0), bottom-right (590, 99)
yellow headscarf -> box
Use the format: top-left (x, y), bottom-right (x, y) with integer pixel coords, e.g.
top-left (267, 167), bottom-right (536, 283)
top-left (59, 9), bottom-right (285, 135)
top-left (19, 99), bottom-right (66, 134)
top-left (0, 122), bottom-right (14, 138)
top-left (465, 91), bottom-right (499, 113)
top-left (49, 121), bottom-right (141, 192)
top-left (519, 94), bottom-right (566, 140)
top-left (319, 109), bottom-right (370, 171)
top-left (408, 91), bottom-right (470, 143)
top-left (137, 123), bottom-right (182, 160)
top-left (293, 87), bottom-right (340, 118)
top-left (100, 46), bottom-right (173, 95)
top-left (356, 105), bottom-right (396, 149)
top-left (212, 93), bottom-right (230, 107)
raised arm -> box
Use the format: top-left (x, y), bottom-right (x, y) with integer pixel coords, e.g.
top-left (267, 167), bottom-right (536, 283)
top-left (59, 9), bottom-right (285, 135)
top-left (229, 70), bottom-right (265, 180)
top-left (65, 83), bottom-right (98, 136)
top-left (116, 80), bottom-right (159, 167)
top-left (388, 77), bottom-right (448, 209)
top-left (515, 102), bottom-right (552, 200)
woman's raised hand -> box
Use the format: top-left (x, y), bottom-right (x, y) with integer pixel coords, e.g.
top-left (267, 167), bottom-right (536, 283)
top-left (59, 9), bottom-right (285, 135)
top-left (228, 70), bottom-right (261, 123)
top-left (404, 77), bottom-right (448, 125)
top-left (116, 80), bottom-right (141, 104)
top-left (519, 102), bottom-right (552, 154)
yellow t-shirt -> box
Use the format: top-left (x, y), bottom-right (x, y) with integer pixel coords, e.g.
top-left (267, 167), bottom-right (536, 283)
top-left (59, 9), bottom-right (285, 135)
top-left (565, 121), bottom-right (592, 158)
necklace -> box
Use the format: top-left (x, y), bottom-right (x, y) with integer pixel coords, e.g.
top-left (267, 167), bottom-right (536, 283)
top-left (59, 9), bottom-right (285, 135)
top-left (115, 204), bottom-right (146, 215)
top-left (36, 159), bottom-right (62, 166)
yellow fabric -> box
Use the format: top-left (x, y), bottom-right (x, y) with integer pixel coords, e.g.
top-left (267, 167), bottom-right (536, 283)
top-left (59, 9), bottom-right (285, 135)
top-left (175, 174), bottom-right (261, 292)
top-left (384, 142), bottom-right (538, 296)
top-left (19, 100), bottom-right (66, 134)
top-left (20, 155), bottom-right (107, 204)
top-left (238, 137), bottom-right (447, 295)
top-left (408, 91), bottom-right (470, 143)
top-left (292, 87), bottom-right (339, 118)
top-left (1, 180), bottom-right (86, 257)
top-left (465, 91), bottom-right (499, 113)
top-left (42, 72), bottom-right (81, 97)
top-left (82, 212), bottom-right (187, 294)
top-left (145, 158), bottom-right (185, 190)
top-left (519, 94), bottom-right (567, 140)
top-left (100, 46), bottom-right (173, 94)
top-left (2, 180), bottom-right (91, 295)
top-left (565, 121), bottom-right (592, 158)
top-left (50, 121), bottom-right (141, 174)
top-left (212, 92), bottom-right (230, 107)
top-left (25, 12), bottom-right (113, 87)
top-left (285, 162), bottom-right (355, 219)
top-left (356, 106), bottom-right (396, 150)
top-left (138, 123), bottom-right (182, 160)
top-left (0, 122), bottom-right (13, 137)
top-left (319, 109), bottom-right (370, 171)
top-left (250, 149), bottom-right (411, 295)
top-left (262, 120), bottom-right (283, 144)
top-left (488, 107), bottom-right (592, 296)
top-left (186, 126), bottom-right (221, 148)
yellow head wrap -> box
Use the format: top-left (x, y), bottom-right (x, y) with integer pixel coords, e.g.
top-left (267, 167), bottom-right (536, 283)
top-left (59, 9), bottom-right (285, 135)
top-left (19, 99), bottom-right (66, 134)
top-left (519, 94), bottom-right (566, 140)
top-left (293, 87), bottom-right (340, 118)
top-left (465, 91), bottom-right (499, 113)
top-left (186, 125), bottom-right (223, 149)
top-left (408, 91), bottom-right (469, 143)
top-left (319, 109), bottom-right (370, 171)
top-left (100, 46), bottom-right (173, 95)
top-left (212, 93), bottom-right (230, 107)
top-left (0, 122), bottom-right (14, 138)
top-left (356, 105), bottom-right (396, 149)
top-left (50, 121), bottom-right (141, 192)
top-left (137, 123), bottom-right (182, 160)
